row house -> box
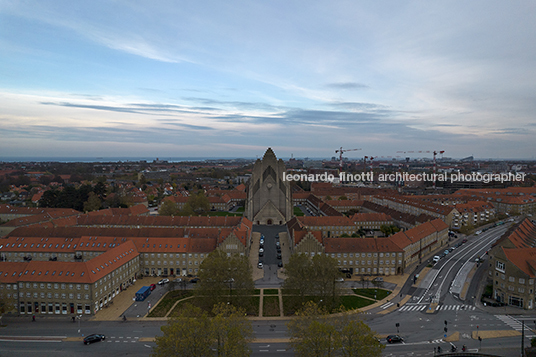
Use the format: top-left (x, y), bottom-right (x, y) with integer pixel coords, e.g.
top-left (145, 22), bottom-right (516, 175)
top-left (370, 195), bottom-right (458, 228)
top-left (0, 240), bottom-right (139, 317)
top-left (292, 231), bottom-right (404, 275)
top-left (288, 218), bottom-right (448, 275)
top-left (488, 218), bottom-right (536, 309)
top-left (350, 213), bottom-right (394, 231)
top-left (453, 201), bottom-right (496, 228)
top-left (453, 187), bottom-right (536, 215)
top-left (389, 219), bottom-right (449, 268)
top-left (324, 200), bottom-right (364, 214)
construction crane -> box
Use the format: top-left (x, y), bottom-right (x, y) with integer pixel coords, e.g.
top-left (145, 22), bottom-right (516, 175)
top-left (396, 150), bottom-right (445, 189)
top-left (335, 147), bottom-right (361, 171)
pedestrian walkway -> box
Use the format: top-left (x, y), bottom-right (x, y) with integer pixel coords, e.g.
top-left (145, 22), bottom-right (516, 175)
top-left (495, 314), bottom-right (528, 332)
top-left (436, 304), bottom-right (476, 311)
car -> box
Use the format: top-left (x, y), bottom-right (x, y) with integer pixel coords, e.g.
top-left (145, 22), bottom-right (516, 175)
top-left (83, 334), bottom-right (105, 345)
top-left (372, 277), bottom-right (383, 283)
top-left (257, 262), bottom-right (263, 269)
top-left (386, 335), bottom-right (403, 344)
top-left (449, 247), bottom-right (455, 252)
top-left (158, 278), bottom-right (169, 285)
top-left (258, 251), bottom-right (264, 257)
top-left (277, 248), bottom-right (281, 253)
top-left (275, 241), bottom-right (280, 248)
top-left (259, 242), bottom-right (264, 248)
top-left (150, 284), bottom-right (156, 291)
top-left (444, 250), bottom-right (450, 255)
top-left (259, 247), bottom-right (264, 253)
top-left (275, 234), bottom-right (279, 239)
top-left (475, 230), bottom-right (482, 235)
top-left (189, 278), bottom-right (200, 284)
top-left (433, 256), bottom-right (440, 263)
top-left (277, 253), bottom-right (282, 260)
top-left (278, 261), bottom-right (283, 267)
top-left (462, 239), bottom-right (468, 243)
top-left (336, 277), bottom-right (345, 282)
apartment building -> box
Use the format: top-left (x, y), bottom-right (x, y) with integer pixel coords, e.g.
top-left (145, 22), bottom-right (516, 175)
top-left (488, 218), bottom-right (536, 309)
top-left (0, 240), bottom-right (139, 316)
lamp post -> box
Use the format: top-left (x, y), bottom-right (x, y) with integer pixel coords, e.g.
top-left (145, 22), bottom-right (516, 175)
top-left (77, 314), bottom-right (82, 334)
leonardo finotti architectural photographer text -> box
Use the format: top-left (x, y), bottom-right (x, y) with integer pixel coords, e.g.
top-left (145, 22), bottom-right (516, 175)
top-left (282, 172), bottom-right (526, 183)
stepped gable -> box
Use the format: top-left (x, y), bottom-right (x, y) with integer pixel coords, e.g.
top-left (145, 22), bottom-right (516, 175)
top-left (294, 230), bottom-right (322, 245)
top-left (502, 247), bottom-right (536, 277)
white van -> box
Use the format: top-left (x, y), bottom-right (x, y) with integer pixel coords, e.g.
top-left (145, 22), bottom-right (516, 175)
top-left (433, 256), bottom-right (440, 263)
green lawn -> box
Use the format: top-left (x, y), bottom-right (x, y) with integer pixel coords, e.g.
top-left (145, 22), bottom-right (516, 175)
top-left (293, 207), bottom-right (305, 216)
top-left (352, 288), bottom-right (391, 300)
top-left (338, 295), bottom-right (377, 310)
top-left (263, 296), bottom-right (281, 317)
top-left (169, 296), bottom-right (260, 317)
top-left (147, 290), bottom-right (193, 317)
top-left (263, 289), bottom-right (279, 295)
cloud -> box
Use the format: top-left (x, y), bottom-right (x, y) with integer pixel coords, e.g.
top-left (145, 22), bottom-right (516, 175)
top-left (325, 82), bottom-right (369, 90)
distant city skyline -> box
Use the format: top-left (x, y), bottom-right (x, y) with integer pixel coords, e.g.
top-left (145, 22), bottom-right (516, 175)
top-left (1, 1), bottom-right (535, 159)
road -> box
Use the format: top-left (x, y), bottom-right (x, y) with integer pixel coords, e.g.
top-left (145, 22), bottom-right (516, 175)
top-left (1, 220), bottom-right (531, 357)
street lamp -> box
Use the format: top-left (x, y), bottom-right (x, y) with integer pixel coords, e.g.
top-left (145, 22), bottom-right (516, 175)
top-left (76, 314), bottom-right (82, 334)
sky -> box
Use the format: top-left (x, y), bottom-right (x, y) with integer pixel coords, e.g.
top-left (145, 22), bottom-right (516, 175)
top-left (1, 1), bottom-right (535, 160)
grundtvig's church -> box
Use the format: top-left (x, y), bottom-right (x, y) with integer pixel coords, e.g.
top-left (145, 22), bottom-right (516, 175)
top-left (245, 148), bottom-right (292, 225)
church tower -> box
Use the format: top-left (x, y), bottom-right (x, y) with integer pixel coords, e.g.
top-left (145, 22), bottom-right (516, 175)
top-left (246, 148), bottom-right (292, 225)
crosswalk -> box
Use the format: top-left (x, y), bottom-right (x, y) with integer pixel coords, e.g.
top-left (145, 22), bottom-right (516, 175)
top-left (436, 304), bottom-right (476, 311)
top-left (495, 314), bottom-right (525, 332)
top-left (393, 304), bottom-right (476, 312)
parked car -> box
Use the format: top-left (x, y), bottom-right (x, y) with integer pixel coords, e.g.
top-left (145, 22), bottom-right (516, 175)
top-left (275, 241), bottom-right (280, 248)
top-left (462, 239), bottom-right (468, 243)
top-left (150, 284), bottom-right (156, 291)
top-left (277, 253), bottom-right (282, 260)
top-left (189, 278), bottom-right (200, 284)
top-left (444, 250), bottom-right (450, 255)
top-left (83, 334), bottom-right (105, 345)
top-left (433, 256), bottom-right (440, 263)
top-left (259, 251), bottom-right (264, 257)
top-left (278, 261), bottom-right (283, 267)
top-left (158, 278), bottom-right (169, 285)
top-left (386, 335), bottom-right (404, 344)
top-left (475, 230), bottom-right (482, 235)
top-left (258, 262), bottom-right (263, 269)
top-left (259, 247), bottom-right (264, 253)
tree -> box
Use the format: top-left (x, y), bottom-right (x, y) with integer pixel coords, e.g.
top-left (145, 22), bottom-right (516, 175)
top-left (287, 302), bottom-right (337, 357)
top-left (182, 190), bottom-right (210, 215)
top-left (152, 304), bottom-right (215, 357)
top-left (287, 302), bottom-right (383, 357)
top-left (83, 192), bottom-right (102, 212)
top-left (334, 311), bottom-right (384, 357)
top-left (159, 200), bottom-right (182, 216)
top-left (282, 253), bottom-right (313, 304)
top-left (212, 303), bottom-right (253, 357)
top-left (195, 250), bottom-right (254, 310)
top-left (283, 254), bottom-right (343, 310)
top-left (152, 303), bottom-right (252, 357)
top-left (380, 225), bottom-right (400, 237)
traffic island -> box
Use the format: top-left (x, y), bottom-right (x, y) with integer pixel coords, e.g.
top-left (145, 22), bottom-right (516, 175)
top-left (472, 330), bottom-right (521, 339)
top-left (444, 331), bottom-right (459, 342)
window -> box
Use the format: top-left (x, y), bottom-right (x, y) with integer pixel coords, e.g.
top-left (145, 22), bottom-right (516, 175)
top-left (519, 278), bottom-right (526, 284)
top-left (496, 261), bottom-right (505, 273)
top-left (509, 277), bottom-right (515, 282)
